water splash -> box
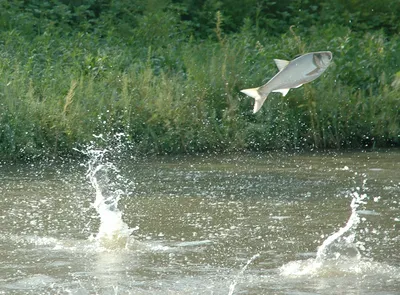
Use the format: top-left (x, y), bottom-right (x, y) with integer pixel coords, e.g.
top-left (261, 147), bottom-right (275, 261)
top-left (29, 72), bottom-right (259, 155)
top-left (280, 181), bottom-right (370, 277)
top-left (77, 134), bottom-right (136, 249)
top-left (228, 253), bottom-right (260, 295)
top-left (315, 189), bottom-right (367, 262)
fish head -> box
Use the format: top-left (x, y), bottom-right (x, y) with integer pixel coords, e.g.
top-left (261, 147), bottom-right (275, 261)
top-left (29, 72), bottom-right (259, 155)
top-left (313, 51), bottom-right (332, 69)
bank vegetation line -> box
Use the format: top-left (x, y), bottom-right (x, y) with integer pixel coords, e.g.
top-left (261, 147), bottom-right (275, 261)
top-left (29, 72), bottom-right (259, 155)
top-left (0, 0), bottom-right (399, 160)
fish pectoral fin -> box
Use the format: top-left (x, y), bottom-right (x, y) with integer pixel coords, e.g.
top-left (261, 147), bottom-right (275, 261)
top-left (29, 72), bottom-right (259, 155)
top-left (306, 68), bottom-right (320, 76)
top-left (272, 88), bottom-right (290, 97)
top-left (274, 59), bottom-right (290, 71)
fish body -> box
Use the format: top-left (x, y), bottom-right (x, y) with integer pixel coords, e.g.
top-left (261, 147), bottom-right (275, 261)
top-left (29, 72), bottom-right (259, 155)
top-left (241, 51), bottom-right (333, 113)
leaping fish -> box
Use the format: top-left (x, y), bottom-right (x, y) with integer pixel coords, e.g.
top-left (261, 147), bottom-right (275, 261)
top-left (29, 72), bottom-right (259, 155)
top-left (241, 51), bottom-right (333, 113)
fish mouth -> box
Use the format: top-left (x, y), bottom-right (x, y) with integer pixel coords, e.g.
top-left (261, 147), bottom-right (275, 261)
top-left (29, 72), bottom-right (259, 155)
top-left (323, 51), bottom-right (333, 61)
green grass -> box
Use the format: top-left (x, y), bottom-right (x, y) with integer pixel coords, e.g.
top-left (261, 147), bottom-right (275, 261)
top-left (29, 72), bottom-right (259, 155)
top-left (0, 12), bottom-right (399, 160)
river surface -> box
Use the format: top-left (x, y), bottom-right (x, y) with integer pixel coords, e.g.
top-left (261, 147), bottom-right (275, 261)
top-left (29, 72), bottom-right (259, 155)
top-left (1, 149), bottom-right (399, 295)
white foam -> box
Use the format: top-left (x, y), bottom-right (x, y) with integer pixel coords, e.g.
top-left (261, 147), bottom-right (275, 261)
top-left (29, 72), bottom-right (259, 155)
top-left (82, 137), bottom-right (136, 250)
top-left (315, 190), bottom-right (367, 261)
top-left (281, 186), bottom-right (377, 279)
top-left (280, 256), bottom-right (398, 279)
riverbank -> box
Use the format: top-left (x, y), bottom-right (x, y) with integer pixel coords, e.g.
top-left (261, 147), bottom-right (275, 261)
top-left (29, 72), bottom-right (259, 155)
top-left (0, 1), bottom-right (399, 160)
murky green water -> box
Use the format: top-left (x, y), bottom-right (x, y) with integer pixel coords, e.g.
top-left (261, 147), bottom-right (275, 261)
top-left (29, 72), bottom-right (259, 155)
top-left (1, 150), bottom-right (399, 294)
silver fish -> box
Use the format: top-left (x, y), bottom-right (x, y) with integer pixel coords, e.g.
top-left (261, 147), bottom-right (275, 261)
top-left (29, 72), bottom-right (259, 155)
top-left (241, 51), bottom-right (333, 113)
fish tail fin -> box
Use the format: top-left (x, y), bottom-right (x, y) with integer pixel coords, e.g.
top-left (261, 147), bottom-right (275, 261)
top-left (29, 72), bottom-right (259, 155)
top-left (240, 87), bottom-right (269, 113)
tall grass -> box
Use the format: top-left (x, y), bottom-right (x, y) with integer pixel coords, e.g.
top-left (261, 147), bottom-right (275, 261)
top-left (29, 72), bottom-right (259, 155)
top-left (0, 11), bottom-right (399, 160)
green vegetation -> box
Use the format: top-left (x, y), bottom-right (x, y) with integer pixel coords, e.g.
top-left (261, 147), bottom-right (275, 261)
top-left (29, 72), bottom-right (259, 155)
top-left (0, 0), bottom-right (399, 159)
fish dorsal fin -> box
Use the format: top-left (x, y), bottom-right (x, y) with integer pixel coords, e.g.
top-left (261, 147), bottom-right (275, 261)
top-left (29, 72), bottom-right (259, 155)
top-left (272, 88), bottom-right (290, 97)
top-left (274, 59), bottom-right (290, 71)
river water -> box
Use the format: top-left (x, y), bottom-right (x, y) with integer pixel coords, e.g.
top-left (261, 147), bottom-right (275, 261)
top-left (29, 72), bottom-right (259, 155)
top-left (1, 148), bottom-right (399, 294)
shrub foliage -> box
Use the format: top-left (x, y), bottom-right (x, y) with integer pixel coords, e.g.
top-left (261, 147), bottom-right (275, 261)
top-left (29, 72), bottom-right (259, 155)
top-left (0, 0), bottom-right (399, 159)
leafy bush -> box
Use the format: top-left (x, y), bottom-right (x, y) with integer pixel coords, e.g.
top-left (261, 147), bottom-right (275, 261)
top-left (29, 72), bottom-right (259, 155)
top-left (0, 0), bottom-right (399, 159)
